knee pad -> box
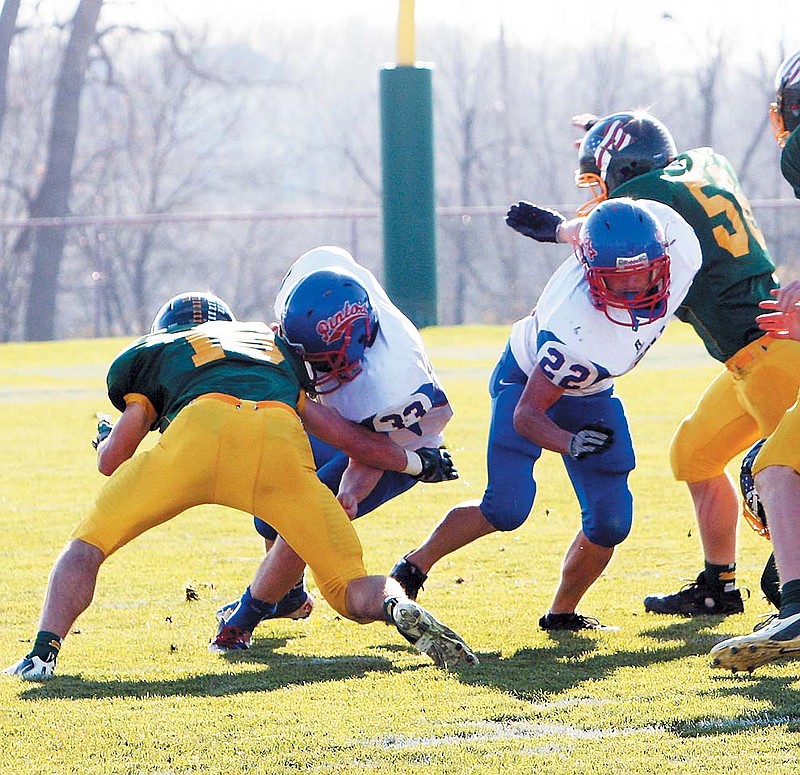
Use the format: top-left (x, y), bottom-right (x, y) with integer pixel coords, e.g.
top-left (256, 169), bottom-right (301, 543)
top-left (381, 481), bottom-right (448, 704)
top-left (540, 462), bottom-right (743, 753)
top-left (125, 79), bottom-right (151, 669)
top-left (582, 487), bottom-right (632, 547)
top-left (479, 494), bottom-right (532, 532)
top-left (670, 415), bottom-right (726, 482)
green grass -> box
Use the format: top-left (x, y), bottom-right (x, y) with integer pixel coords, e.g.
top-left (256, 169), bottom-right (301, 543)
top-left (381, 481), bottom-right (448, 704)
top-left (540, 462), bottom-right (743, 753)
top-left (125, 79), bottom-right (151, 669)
top-left (1, 324), bottom-right (797, 775)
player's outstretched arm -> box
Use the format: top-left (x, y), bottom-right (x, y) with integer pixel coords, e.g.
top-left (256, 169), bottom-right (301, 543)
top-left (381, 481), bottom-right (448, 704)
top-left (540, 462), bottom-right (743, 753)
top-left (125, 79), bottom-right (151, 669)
top-left (301, 400), bottom-right (417, 475)
top-left (506, 201), bottom-right (582, 244)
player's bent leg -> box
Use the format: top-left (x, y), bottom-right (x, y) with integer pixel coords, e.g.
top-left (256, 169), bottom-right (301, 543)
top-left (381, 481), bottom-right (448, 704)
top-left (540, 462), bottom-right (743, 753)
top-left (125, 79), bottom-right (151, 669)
top-left (215, 578), bottom-right (314, 626)
top-left (393, 502), bottom-right (498, 600)
top-left (539, 532), bottom-right (617, 632)
top-left (4, 539), bottom-right (105, 679)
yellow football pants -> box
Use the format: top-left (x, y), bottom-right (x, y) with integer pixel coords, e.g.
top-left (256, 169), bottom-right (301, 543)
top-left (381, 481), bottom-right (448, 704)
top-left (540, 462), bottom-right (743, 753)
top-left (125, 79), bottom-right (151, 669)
top-left (70, 396), bottom-right (367, 619)
top-left (753, 393), bottom-right (800, 475)
top-left (670, 335), bottom-right (800, 482)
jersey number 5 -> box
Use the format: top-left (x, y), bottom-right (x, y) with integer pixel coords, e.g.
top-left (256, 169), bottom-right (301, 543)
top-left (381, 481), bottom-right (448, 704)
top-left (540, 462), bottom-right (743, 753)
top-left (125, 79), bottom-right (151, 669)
top-left (686, 159), bottom-right (767, 257)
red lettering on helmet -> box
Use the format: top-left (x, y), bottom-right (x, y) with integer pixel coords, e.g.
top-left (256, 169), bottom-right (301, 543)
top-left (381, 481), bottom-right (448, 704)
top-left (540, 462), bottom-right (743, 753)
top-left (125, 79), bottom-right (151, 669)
top-left (316, 301), bottom-right (368, 344)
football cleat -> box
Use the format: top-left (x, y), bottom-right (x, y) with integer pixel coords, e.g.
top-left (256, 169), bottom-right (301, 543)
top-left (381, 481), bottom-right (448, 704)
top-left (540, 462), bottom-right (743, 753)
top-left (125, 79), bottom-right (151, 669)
top-left (539, 612), bottom-right (618, 631)
top-left (385, 598), bottom-right (478, 669)
top-left (209, 624), bottom-right (252, 653)
top-left (215, 584), bottom-right (314, 626)
top-left (389, 557), bottom-right (428, 600)
top-left (710, 611), bottom-right (800, 672)
top-left (2, 653), bottom-right (56, 680)
top-left (643, 572), bottom-right (745, 616)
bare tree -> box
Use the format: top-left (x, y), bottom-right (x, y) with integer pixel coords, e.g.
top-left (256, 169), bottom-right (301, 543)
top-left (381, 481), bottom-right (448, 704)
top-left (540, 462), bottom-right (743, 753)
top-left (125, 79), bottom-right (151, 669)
top-left (0, 0), bottom-right (22, 142)
top-left (22, 0), bottom-right (102, 341)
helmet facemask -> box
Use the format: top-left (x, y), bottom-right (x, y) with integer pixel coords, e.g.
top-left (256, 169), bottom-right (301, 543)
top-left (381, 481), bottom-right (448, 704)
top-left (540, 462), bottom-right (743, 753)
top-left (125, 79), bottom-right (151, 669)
top-left (580, 249), bottom-right (671, 328)
top-left (301, 313), bottom-right (375, 394)
top-left (574, 171), bottom-right (608, 217)
top-left (771, 52), bottom-right (800, 148)
top-left (740, 439), bottom-right (769, 539)
top-left (576, 197), bottom-right (672, 330)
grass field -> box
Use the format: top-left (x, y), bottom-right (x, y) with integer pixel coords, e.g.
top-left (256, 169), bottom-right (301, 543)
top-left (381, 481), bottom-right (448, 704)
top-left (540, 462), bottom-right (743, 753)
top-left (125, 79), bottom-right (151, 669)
top-left (1, 324), bottom-right (797, 774)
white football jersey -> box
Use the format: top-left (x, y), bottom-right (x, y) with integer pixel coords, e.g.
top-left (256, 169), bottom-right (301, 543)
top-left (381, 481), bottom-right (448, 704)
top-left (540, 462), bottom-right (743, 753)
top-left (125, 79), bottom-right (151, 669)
top-left (509, 200), bottom-right (702, 396)
top-left (275, 246), bottom-right (452, 449)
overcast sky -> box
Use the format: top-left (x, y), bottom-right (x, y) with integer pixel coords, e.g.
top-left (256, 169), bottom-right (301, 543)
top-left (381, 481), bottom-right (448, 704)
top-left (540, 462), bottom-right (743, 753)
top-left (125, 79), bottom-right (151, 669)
top-left (25, 1), bottom-right (794, 76)
top-left (134, 0), bottom-right (791, 56)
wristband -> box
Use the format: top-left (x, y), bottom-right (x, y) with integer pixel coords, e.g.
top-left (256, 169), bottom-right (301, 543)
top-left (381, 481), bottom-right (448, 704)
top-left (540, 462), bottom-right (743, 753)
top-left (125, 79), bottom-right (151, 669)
top-left (402, 450), bottom-right (423, 477)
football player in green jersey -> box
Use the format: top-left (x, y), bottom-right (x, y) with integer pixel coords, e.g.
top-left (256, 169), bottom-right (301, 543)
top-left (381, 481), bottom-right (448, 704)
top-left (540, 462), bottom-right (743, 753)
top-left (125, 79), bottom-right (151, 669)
top-left (3, 292), bottom-right (477, 680)
top-left (506, 110), bottom-right (800, 617)
top-left (710, 52), bottom-right (800, 671)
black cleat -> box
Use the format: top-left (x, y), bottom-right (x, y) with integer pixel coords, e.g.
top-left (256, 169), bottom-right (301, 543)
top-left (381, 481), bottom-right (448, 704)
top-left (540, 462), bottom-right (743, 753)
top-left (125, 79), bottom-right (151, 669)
top-left (538, 612), bottom-right (618, 631)
top-left (644, 572), bottom-right (745, 616)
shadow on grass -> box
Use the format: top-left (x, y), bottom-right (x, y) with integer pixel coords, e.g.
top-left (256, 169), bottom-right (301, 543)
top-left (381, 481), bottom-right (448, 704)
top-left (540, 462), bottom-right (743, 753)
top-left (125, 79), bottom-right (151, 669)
top-left (14, 633), bottom-right (396, 702)
top-left (458, 617), bottom-right (800, 734)
top-left (17, 616), bottom-right (800, 731)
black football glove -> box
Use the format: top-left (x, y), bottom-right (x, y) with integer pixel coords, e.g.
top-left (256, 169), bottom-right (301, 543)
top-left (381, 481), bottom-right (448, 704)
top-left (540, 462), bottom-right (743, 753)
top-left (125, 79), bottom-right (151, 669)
top-left (505, 201), bottom-right (566, 243)
top-left (413, 447), bottom-right (458, 483)
top-left (568, 424), bottom-right (614, 461)
top-left (91, 414), bottom-right (114, 450)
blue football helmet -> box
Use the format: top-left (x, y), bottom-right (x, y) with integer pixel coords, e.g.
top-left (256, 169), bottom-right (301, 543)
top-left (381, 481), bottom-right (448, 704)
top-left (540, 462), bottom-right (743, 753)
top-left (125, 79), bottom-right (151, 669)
top-left (770, 51), bottom-right (800, 148)
top-left (150, 291), bottom-right (235, 332)
top-left (575, 111), bottom-right (677, 216)
top-left (740, 438), bottom-right (769, 538)
top-left (281, 269), bottom-right (378, 393)
top-left (576, 198), bottom-right (671, 329)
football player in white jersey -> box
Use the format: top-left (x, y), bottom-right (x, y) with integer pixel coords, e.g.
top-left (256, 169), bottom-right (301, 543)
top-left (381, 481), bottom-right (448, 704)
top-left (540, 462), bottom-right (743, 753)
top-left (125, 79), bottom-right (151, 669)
top-left (390, 198), bottom-right (702, 630)
top-left (212, 246), bottom-right (457, 651)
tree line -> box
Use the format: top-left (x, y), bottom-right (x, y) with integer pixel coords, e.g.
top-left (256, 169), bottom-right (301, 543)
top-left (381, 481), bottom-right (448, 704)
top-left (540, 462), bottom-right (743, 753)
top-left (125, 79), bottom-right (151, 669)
top-left (0, 2), bottom-right (796, 341)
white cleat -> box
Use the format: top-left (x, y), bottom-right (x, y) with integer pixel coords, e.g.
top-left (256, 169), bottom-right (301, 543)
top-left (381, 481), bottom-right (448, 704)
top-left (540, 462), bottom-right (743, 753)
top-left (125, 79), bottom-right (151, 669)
top-left (710, 611), bottom-right (800, 673)
top-left (389, 599), bottom-right (479, 669)
top-left (2, 654), bottom-right (56, 680)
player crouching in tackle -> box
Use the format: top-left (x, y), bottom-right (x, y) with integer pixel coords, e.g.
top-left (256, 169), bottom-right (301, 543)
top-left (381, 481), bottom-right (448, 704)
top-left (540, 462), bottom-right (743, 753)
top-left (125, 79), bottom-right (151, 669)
top-left (3, 292), bottom-right (477, 680)
top-left (391, 198), bottom-right (702, 630)
top-left (213, 247), bottom-right (459, 651)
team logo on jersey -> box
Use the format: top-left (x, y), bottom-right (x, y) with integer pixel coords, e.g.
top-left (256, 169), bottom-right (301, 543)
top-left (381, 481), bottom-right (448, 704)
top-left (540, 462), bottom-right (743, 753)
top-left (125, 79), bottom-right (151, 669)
top-left (316, 301), bottom-right (369, 343)
top-left (593, 119), bottom-right (633, 177)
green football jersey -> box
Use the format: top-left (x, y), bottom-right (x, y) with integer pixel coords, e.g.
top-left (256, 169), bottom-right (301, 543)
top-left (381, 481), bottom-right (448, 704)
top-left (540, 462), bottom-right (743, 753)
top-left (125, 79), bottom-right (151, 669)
top-left (781, 126), bottom-right (800, 199)
top-left (106, 321), bottom-right (311, 431)
top-left (613, 147), bottom-right (777, 362)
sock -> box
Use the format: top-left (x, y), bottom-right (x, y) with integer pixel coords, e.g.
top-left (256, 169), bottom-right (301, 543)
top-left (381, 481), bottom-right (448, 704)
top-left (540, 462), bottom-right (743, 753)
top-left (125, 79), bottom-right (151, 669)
top-left (779, 579), bottom-right (800, 618)
top-left (27, 631), bottom-right (62, 661)
top-left (704, 562), bottom-right (736, 594)
top-left (225, 586), bottom-right (277, 632)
